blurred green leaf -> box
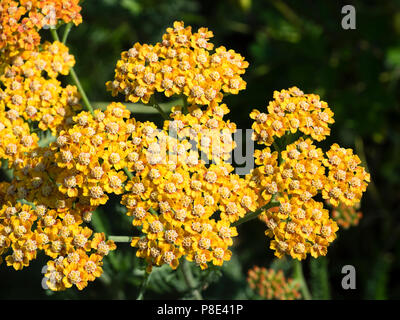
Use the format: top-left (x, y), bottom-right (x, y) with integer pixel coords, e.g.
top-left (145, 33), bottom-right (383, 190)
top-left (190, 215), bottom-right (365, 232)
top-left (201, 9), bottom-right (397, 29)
top-left (386, 47), bottom-right (400, 67)
top-left (121, 0), bottom-right (142, 15)
top-left (310, 257), bottom-right (331, 300)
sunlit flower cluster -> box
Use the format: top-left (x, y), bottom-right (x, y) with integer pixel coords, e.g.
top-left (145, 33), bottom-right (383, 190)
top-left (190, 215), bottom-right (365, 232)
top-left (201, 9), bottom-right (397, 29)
top-left (164, 102), bottom-right (237, 163)
top-left (248, 88), bottom-right (370, 260)
top-left (259, 199), bottom-right (339, 260)
top-left (52, 103), bottom-right (141, 206)
top-left (0, 13), bottom-right (370, 293)
top-left (247, 266), bottom-right (301, 300)
top-left (322, 143), bottom-right (369, 207)
top-left (0, 0), bottom-right (82, 53)
top-left (0, 1), bottom-right (117, 292)
top-left (0, 111), bottom-right (39, 167)
top-left (106, 21), bottom-right (248, 106)
top-left (0, 41), bottom-right (81, 136)
top-left (44, 233), bottom-right (115, 291)
top-left (250, 87), bottom-right (334, 145)
top-left (127, 103), bottom-right (257, 272)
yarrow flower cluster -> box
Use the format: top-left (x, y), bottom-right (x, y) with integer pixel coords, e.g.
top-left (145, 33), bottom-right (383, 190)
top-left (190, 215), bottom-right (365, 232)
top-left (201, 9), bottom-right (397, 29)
top-left (0, 0), bottom-right (82, 53)
top-left (125, 103), bottom-right (256, 272)
top-left (0, 200), bottom-right (115, 291)
top-left (0, 40), bottom-right (80, 139)
top-left (250, 87), bottom-right (334, 144)
top-left (248, 88), bottom-right (370, 260)
top-left (0, 6), bottom-right (370, 293)
top-left (0, 38), bottom-right (79, 168)
top-left (0, 0), bottom-right (116, 291)
top-left (106, 21), bottom-right (248, 106)
top-left (247, 266), bottom-right (301, 300)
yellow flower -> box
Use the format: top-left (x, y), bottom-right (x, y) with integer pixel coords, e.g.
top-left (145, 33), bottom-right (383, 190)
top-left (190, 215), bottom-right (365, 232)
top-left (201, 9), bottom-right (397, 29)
top-left (91, 233), bottom-right (117, 256)
top-left (57, 170), bottom-right (84, 198)
top-left (83, 183), bottom-right (109, 206)
top-left (103, 170), bottom-right (127, 194)
top-left (107, 21), bottom-right (248, 107)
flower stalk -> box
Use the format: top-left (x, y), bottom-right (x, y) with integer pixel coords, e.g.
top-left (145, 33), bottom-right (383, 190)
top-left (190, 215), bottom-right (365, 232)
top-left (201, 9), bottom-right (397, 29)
top-left (181, 259), bottom-right (203, 300)
top-left (293, 259), bottom-right (312, 300)
top-left (108, 236), bottom-right (132, 243)
top-left (137, 271), bottom-right (152, 300)
top-left (62, 22), bottom-right (73, 44)
top-left (123, 167), bottom-right (133, 180)
top-left (232, 201), bottom-right (279, 227)
top-left (50, 28), bottom-right (94, 115)
top-left (154, 103), bottom-right (169, 120)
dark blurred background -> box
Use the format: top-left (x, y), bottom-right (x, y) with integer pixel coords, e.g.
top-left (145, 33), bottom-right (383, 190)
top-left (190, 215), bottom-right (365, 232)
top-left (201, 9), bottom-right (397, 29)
top-left (1, 0), bottom-right (400, 299)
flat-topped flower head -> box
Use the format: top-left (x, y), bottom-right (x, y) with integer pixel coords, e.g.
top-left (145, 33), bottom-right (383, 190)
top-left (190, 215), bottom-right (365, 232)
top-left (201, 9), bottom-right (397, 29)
top-left (107, 21), bottom-right (248, 106)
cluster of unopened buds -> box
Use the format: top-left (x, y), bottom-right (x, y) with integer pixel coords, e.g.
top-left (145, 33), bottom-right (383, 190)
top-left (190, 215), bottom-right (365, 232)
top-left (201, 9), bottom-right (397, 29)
top-left (247, 266), bottom-right (301, 300)
top-left (330, 202), bottom-right (362, 229)
top-left (0, 0), bottom-right (370, 292)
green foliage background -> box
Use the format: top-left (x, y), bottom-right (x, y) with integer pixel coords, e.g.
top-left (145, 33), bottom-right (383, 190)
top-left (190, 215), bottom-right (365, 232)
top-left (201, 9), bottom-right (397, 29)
top-left (1, 0), bottom-right (400, 299)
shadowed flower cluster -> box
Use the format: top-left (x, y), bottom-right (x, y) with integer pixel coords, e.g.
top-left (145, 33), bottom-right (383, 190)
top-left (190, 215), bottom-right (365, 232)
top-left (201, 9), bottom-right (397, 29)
top-left (247, 266), bottom-right (301, 300)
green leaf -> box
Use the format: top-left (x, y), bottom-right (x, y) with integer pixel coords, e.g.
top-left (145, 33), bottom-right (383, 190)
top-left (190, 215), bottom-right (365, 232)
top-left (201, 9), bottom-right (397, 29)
top-left (91, 207), bottom-right (110, 233)
top-left (147, 264), bottom-right (187, 295)
top-left (270, 257), bottom-right (292, 273)
top-left (309, 257), bottom-right (331, 300)
top-left (387, 47), bottom-right (400, 68)
top-left (220, 253), bottom-right (242, 281)
top-left (121, 0), bottom-right (142, 15)
top-left (238, 0), bottom-right (252, 12)
top-left (365, 254), bottom-right (392, 300)
top-left (38, 131), bottom-right (56, 148)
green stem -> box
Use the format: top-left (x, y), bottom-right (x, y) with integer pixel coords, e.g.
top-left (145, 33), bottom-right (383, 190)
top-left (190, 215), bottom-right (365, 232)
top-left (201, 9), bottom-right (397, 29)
top-left (62, 22), bottom-right (73, 44)
top-left (69, 67), bottom-right (95, 115)
top-left (148, 96), bottom-right (169, 120)
top-left (17, 199), bottom-right (37, 209)
top-left (108, 236), bottom-right (132, 243)
top-left (1, 160), bottom-right (13, 181)
top-left (309, 257), bottom-right (331, 299)
top-left (273, 141), bottom-right (281, 153)
top-left (270, 0), bottom-right (304, 30)
top-left (232, 201), bottom-right (279, 227)
top-left (50, 28), bottom-right (94, 115)
top-left (153, 102), bottom-right (169, 120)
top-left (182, 95), bottom-right (189, 114)
top-left (181, 259), bottom-right (203, 300)
top-left (38, 133), bottom-right (56, 147)
top-left (123, 167), bottom-right (133, 180)
top-left (149, 208), bottom-right (158, 216)
top-left (293, 259), bottom-right (312, 300)
top-left (137, 271), bottom-right (152, 300)
top-left (49, 28), bottom-right (60, 41)
top-left (273, 141), bottom-right (283, 164)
